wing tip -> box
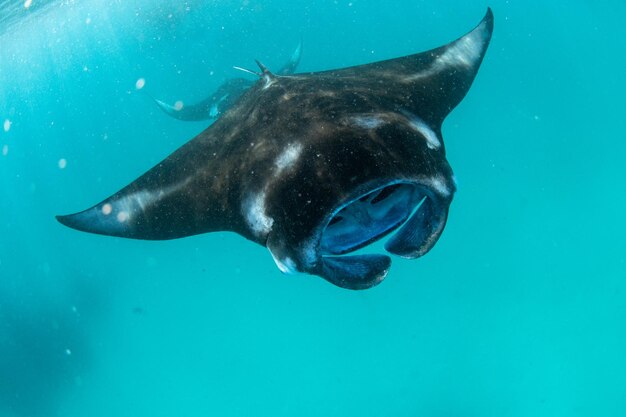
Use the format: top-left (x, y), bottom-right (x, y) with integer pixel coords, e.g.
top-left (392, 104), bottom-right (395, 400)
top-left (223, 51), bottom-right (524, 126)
top-left (484, 7), bottom-right (495, 36)
top-left (55, 205), bottom-right (130, 238)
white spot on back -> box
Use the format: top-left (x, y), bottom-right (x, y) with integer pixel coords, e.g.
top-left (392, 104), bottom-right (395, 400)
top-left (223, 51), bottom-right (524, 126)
top-left (351, 115), bottom-right (385, 130)
top-left (274, 143), bottom-right (303, 175)
top-left (243, 191), bottom-right (274, 236)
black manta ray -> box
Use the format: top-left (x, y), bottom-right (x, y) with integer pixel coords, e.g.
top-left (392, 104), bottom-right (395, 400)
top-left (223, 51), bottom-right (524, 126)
top-left (57, 9), bottom-right (494, 290)
top-left (152, 42), bottom-right (303, 121)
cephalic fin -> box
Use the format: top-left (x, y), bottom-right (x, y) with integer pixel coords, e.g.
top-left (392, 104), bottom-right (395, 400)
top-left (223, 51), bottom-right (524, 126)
top-left (318, 254), bottom-right (391, 290)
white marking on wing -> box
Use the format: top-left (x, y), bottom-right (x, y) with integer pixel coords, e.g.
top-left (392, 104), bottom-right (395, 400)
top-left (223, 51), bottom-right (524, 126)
top-left (402, 18), bottom-right (489, 82)
top-left (405, 113), bottom-right (441, 149)
top-left (104, 179), bottom-right (190, 223)
top-left (433, 27), bottom-right (484, 70)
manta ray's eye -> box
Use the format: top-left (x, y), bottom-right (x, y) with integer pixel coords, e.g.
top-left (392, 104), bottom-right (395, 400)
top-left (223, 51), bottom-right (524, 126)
top-left (320, 183), bottom-right (426, 255)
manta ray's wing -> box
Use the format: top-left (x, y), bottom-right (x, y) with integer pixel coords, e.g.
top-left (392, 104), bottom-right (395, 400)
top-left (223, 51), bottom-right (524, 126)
top-left (56, 121), bottom-right (240, 240)
top-left (151, 78), bottom-right (253, 122)
top-left (152, 41), bottom-right (303, 122)
top-left (309, 8), bottom-right (493, 129)
top-left (275, 40), bottom-right (302, 75)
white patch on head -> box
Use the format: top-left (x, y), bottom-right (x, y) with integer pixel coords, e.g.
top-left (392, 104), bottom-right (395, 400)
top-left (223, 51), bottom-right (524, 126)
top-left (243, 191), bottom-right (274, 236)
top-left (426, 175), bottom-right (451, 198)
top-left (351, 114), bottom-right (385, 130)
top-left (274, 143), bottom-right (303, 175)
top-left (269, 250), bottom-right (297, 274)
top-left (405, 113), bottom-right (441, 149)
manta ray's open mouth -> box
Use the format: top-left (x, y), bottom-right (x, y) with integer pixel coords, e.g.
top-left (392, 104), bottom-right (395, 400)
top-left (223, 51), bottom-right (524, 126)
top-left (320, 181), bottom-right (443, 258)
top-left (311, 180), bottom-right (450, 289)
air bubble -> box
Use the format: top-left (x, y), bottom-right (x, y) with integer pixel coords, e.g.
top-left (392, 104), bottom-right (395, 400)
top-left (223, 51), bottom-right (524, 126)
top-left (135, 78), bottom-right (146, 90)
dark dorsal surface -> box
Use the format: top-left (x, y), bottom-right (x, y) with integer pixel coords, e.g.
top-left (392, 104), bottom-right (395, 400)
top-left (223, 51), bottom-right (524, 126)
top-left (57, 9), bottom-right (494, 289)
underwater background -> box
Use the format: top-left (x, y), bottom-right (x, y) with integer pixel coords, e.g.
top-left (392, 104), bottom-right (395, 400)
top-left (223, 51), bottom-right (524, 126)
top-left (0, 0), bottom-right (624, 416)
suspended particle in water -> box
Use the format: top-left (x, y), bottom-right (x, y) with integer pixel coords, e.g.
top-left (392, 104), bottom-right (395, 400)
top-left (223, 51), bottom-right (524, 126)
top-left (117, 211), bottom-right (129, 222)
top-left (85, 17), bottom-right (91, 25)
top-left (135, 78), bottom-right (146, 90)
top-left (174, 100), bottom-right (184, 111)
top-left (24, 0), bottom-right (32, 9)
top-left (2, 144), bottom-right (7, 156)
top-left (3, 119), bottom-right (10, 132)
top-left (58, 158), bottom-right (67, 169)
top-left (101, 203), bottom-right (112, 215)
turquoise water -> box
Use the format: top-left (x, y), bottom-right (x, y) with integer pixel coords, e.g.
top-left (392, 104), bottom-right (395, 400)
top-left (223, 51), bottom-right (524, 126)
top-left (1, 1), bottom-right (625, 416)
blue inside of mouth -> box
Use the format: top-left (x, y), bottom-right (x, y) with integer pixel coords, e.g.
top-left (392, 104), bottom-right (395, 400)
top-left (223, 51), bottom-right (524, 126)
top-left (320, 183), bottom-right (426, 255)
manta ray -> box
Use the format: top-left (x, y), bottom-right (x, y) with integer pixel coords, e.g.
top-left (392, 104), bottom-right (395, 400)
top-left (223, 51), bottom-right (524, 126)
top-left (152, 42), bottom-right (303, 121)
top-left (57, 9), bottom-right (494, 289)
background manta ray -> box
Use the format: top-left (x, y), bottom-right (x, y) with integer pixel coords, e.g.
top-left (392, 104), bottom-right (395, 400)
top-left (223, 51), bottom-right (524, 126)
top-left (58, 9), bottom-right (493, 289)
top-left (151, 41), bottom-right (303, 122)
